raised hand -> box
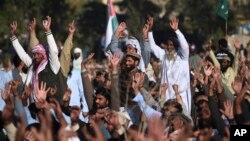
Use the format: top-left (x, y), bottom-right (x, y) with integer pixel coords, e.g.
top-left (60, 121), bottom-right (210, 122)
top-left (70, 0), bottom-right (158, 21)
top-left (10, 79), bottom-right (22, 95)
top-left (62, 88), bottom-right (71, 102)
top-left (204, 66), bottom-right (213, 77)
top-left (35, 81), bottom-right (50, 103)
top-left (22, 84), bottom-right (32, 99)
top-left (132, 72), bottom-right (141, 94)
top-left (81, 53), bottom-right (95, 69)
top-left (232, 75), bottom-right (243, 95)
top-left (142, 23), bottom-right (149, 39)
top-left (172, 84), bottom-right (179, 94)
top-left (68, 20), bottom-right (76, 35)
top-left (197, 73), bottom-right (205, 85)
top-left (110, 54), bottom-right (120, 70)
top-left (212, 67), bottom-right (221, 80)
top-left (1, 82), bottom-right (12, 103)
top-left (115, 22), bottom-right (127, 38)
top-left (10, 21), bottom-right (17, 36)
top-left (160, 83), bottom-right (168, 99)
top-left (42, 16), bottom-right (51, 32)
top-left (233, 39), bottom-right (241, 50)
top-left (138, 73), bottom-right (145, 88)
top-left (220, 100), bottom-right (234, 120)
top-left (29, 18), bottom-right (36, 32)
top-left (146, 16), bottom-right (154, 32)
top-left (170, 17), bottom-right (179, 31)
top-left (1, 85), bottom-right (14, 125)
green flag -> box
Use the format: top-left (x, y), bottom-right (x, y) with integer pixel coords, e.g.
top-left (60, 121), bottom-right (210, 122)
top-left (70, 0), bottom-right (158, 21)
top-left (216, 0), bottom-right (229, 20)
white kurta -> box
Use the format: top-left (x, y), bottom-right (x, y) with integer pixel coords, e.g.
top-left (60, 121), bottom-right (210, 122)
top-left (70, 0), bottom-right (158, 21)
top-left (67, 68), bottom-right (89, 123)
top-left (148, 30), bottom-right (191, 114)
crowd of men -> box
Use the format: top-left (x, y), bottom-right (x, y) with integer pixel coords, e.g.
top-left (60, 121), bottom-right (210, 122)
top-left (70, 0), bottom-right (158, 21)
top-left (0, 15), bottom-right (250, 141)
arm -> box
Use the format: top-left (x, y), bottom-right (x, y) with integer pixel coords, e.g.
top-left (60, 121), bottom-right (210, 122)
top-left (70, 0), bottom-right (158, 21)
top-left (140, 87), bottom-right (160, 111)
top-left (43, 16), bottom-right (60, 74)
top-left (132, 92), bottom-right (162, 118)
top-left (208, 94), bottom-right (226, 136)
top-left (207, 80), bottom-right (226, 136)
top-left (141, 40), bottom-right (151, 68)
top-left (132, 72), bottom-right (161, 118)
top-left (78, 73), bottom-right (89, 115)
top-left (80, 53), bottom-right (95, 111)
top-left (146, 17), bottom-right (165, 60)
top-left (110, 54), bottom-right (120, 111)
top-left (106, 35), bottom-right (123, 57)
top-left (141, 23), bottom-right (152, 68)
top-left (10, 21), bottom-right (32, 67)
top-left (232, 39), bottom-right (240, 73)
top-left (175, 30), bottom-right (189, 60)
top-left (81, 70), bottom-right (94, 111)
top-left (148, 32), bottom-right (165, 60)
top-left (106, 22), bottom-right (127, 57)
top-left (170, 17), bottom-right (189, 60)
top-left (28, 18), bottom-right (39, 52)
top-left (60, 21), bottom-right (75, 77)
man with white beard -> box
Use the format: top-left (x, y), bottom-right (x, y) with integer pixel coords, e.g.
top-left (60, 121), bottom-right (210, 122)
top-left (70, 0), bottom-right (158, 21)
top-left (67, 47), bottom-right (89, 123)
top-left (147, 17), bottom-right (191, 115)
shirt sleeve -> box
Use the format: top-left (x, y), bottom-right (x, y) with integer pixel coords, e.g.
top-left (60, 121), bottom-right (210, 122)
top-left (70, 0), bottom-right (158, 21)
top-left (148, 32), bottom-right (165, 60)
top-left (11, 36), bottom-right (32, 67)
top-left (132, 92), bottom-right (162, 118)
top-left (45, 32), bottom-right (60, 74)
top-left (175, 29), bottom-right (189, 60)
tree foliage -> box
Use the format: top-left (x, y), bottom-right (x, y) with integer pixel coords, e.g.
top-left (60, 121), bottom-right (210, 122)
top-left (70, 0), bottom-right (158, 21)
top-left (0, 0), bottom-right (248, 56)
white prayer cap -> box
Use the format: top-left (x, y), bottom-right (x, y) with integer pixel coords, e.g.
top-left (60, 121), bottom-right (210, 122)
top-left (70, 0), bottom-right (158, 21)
top-left (73, 47), bottom-right (82, 54)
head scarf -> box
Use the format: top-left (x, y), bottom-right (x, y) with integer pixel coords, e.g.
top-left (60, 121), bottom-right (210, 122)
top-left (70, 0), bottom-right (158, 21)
top-left (32, 44), bottom-right (48, 99)
top-left (125, 37), bottom-right (141, 54)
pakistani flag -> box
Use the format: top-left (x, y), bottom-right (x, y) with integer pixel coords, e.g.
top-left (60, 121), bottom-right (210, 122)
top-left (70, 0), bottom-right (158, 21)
top-left (216, 0), bottom-right (229, 20)
top-left (105, 0), bottom-right (119, 49)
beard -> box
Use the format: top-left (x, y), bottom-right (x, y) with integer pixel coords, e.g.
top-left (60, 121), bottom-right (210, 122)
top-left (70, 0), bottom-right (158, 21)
top-left (166, 50), bottom-right (176, 60)
top-left (125, 65), bottom-right (136, 72)
top-left (33, 60), bottom-right (40, 71)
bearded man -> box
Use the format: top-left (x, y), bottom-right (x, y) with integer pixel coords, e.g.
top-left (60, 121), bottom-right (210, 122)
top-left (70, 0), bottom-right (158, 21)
top-left (147, 17), bottom-right (191, 114)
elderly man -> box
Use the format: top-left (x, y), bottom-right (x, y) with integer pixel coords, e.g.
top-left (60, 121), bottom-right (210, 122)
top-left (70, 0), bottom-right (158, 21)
top-left (147, 17), bottom-right (192, 114)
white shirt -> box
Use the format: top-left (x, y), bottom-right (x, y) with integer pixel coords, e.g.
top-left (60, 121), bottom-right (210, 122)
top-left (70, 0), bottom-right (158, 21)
top-left (148, 30), bottom-right (191, 114)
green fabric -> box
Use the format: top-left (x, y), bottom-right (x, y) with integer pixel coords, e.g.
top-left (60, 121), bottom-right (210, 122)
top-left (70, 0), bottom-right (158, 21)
top-left (216, 0), bottom-right (229, 20)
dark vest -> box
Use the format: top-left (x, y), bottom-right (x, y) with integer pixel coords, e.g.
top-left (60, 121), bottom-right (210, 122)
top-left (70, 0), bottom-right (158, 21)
top-left (38, 63), bottom-right (67, 101)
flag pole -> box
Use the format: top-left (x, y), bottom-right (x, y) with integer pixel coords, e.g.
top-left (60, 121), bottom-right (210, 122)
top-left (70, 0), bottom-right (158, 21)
top-left (225, 20), bottom-right (228, 40)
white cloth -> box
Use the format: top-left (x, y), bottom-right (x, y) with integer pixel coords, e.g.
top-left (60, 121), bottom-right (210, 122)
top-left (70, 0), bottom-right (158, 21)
top-left (67, 68), bottom-right (89, 123)
top-left (148, 30), bottom-right (191, 114)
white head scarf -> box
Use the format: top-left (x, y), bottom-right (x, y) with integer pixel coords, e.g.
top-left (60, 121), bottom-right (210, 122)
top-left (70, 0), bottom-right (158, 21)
top-left (73, 47), bottom-right (83, 70)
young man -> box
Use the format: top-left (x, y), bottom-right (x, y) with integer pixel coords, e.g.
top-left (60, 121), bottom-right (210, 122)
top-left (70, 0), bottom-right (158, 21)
top-left (10, 16), bottom-right (60, 103)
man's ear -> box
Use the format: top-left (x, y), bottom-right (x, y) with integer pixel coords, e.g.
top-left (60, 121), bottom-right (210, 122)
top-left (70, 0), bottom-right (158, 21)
top-left (135, 60), bottom-right (139, 66)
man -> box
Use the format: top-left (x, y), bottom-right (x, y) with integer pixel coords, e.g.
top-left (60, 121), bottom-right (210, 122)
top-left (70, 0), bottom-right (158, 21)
top-left (67, 47), bottom-right (89, 123)
top-left (147, 17), bottom-right (192, 114)
top-left (10, 16), bottom-right (60, 103)
top-left (209, 39), bottom-right (240, 94)
top-left (106, 22), bottom-right (150, 73)
top-left (215, 38), bottom-right (234, 65)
